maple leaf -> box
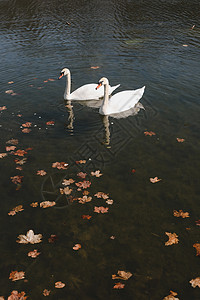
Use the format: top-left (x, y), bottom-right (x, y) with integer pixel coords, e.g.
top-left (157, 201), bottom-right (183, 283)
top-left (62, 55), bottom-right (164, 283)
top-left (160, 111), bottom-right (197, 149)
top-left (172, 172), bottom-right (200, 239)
top-left (163, 290), bottom-right (179, 300)
top-left (73, 244), bottom-right (81, 250)
top-left (62, 178), bottom-right (75, 185)
top-left (193, 243), bottom-right (200, 256)
top-left (46, 121), bottom-right (55, 125)
top-left (9, 271), bottom-right (25, 281)
top-left (77, 172), bottom-right (87, 179)
top-left (165, 232), bottom-right (179, 246)
top-left (75, 180), bottom-right (91, 189)
top-left (17, 230), bottom-right (42, 244)
top-left (144, 131), bottom-right (156, 136)
top-left (28, 249), bottom-right (41, 258)
top-left (37, 170), bottom-right (47, 176)
top-left (55, 281), bottom-right (65, 288)
top-left (15, 158), bottom-right (27, 165)
top-left (106, 199), bottom-right (113, 205)
top-left (14, 150), bottom-right (27, 156)
top-left (176, 138), bottom-right (185, 143)
top-left (78, 195), bottom-right (92, 204)
top-left (0, 153), bottom-right (7, 159)
top-left (8, 205), bottom-right (24, 216)
top-left (6, 146), bottom-right (16, 151)
top-left (8, 290), bottom-right (27, 300)
top-left (91, 170), bottom-right (103, 177)
top-left (22, 122), bottom-right (32, 128)
top-left (6, 139), bottom-right (19, 145)
top-left (173, 210), bottom-right (189, 218)
top-left (60, 187), bottom-right (72, 195)
top-left (113, 282), bottom-right (125, 289)
top-left (0, 106), bottom-right (7, 111)
top-left (94, 192), bottom-right (109, 199)
top-left (94, 206), bottom-right (109, 213)
top-left (43, 289), bottom-right (51, 296)
top-left (22, 128), bottom-right (31, 133)
top-left (112, 271), bottom-right (132, 280)
top-left (150, 177), bottom-right (161, 183)
top-left (76, 160), bottom-right (86, 164)
top-left (30, 202), bottom-right (38, 207)
top-left (52, 162), bottom-right (68, 169)
top-left (82, 215), bottom-right (92, 220)
top-left (40, 201), bottom-right (56, 208)
top-left (10, 175), bottom-right (23, 184)
top-left (190, 277), bottom-right (200, 288)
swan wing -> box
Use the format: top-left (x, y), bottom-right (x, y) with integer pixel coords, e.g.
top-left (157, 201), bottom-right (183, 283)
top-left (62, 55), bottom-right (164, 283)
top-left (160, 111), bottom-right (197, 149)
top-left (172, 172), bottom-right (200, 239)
top-left (105, 86), bottom-right (145, 115)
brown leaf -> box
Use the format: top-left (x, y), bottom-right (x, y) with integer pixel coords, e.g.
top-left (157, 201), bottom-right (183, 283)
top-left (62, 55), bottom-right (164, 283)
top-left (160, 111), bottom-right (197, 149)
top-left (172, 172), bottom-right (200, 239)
top-left (60, 187), bottom-right (72, 195)
top-left (22, 128), bottom-right (31, 133)
top-left (8, 290), bottom-right (27, 300)
top-left (91, 170), bottom-right (103, 177)
top-left (76, 160), bottom-right (86, 164)
top-left (78, 195), bottom-right (92, 204)
top-left (190, 277), bottom-right (200, 288)
top-left (113, 282), bottom-right (125, 289)
top-left (62, 178), bottom-right (75, 185)
top-left (6, 139), bottom-right (19, 145)
top-left (73, 244), bottom-right (81, 250)
top-left (48, 234), bottom-right (58, 243)
top-left (150, 177), bottom-right (161, 183)
top-left (43, 289), bottom-right (51, 296)
top-left (22, 122), bottom-right (32, 128)
top-left (37, 170), bottom-right (47, 176)
top-left (10, 175), bottom-right (23, 184)
top-left (17, 230), bottom-right (42, 244)
top-left (8, 205), bottom-right (24, 216)
top-left (28, 249), bottom-right (41, 258)
top-left (75, 180), bottom-right (91, 189)
top-left (193, 243), bottom-right (200, 256)
top-left (82, 215), bottom-right (92, 220)
top-left (173, 210), bottom-right (189, 218)
top-left (90, 66), bottom-right (100, 69)
top-left (52, 162), bottom-right (68, 169)
top-left (15, 158), bottom-right (27, 165)
top-left (6, 146), bottom-right (16, 151)
top-left (94, 206), bottom-right (109, 213)
top-left (77, 172), bottom-right (87, 179)
top-left (94, 192), bottom-right (109, 199)
top-left (163, 290), bottom-right (179, 300)
top-left (176, 138), bottom-right (185, 143)
top-left (0, 106), bottom-right (7, 111)
top-left (144, 131), bottom-right (156, 136)
top-left (46, 121), bottom-right (55, 126)
top-left (55, 281), bottom-right (65, 288)
top-left (0, 153), bottom-right (7, 159)
top-left (165, 232), bottom-right (179, 246)
top-left (112, 271), bottom-right (132, 280)
top-left (40, 201), bottom-right (56, 208)
top-left (9, 271), bottom-right (25, 281)
top-left (30, 202), bottom-right (38, 207)
top-left (14, 150), bottom-right (27, 156)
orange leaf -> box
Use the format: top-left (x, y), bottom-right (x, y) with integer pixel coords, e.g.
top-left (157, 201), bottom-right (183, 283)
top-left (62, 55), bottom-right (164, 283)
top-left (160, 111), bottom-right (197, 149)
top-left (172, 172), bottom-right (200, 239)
top-left (193, 243), bottom-right (200, 256)
top-left (165, 232), bottom-right (179, 246)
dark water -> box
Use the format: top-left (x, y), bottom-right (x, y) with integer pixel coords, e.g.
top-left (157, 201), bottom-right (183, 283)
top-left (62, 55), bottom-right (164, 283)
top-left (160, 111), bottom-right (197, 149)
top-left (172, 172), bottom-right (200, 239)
top-left (1, 0), bottom-right (200, 299)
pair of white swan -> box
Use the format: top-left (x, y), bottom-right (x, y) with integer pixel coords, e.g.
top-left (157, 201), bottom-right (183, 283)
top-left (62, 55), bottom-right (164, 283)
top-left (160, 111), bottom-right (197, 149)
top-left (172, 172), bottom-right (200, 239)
top-left (59, 68), bottom-right (145, 115)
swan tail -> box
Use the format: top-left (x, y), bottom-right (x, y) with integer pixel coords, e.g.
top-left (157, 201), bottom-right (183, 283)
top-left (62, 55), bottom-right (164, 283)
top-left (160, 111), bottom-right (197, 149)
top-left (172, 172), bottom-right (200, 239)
top-left (136, 102), bottom-right (145, 110)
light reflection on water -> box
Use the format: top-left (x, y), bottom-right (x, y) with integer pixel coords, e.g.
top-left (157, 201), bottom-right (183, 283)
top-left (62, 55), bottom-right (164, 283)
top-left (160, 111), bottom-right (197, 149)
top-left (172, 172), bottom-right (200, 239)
top-left (0, 0), bottom-right (200, 299)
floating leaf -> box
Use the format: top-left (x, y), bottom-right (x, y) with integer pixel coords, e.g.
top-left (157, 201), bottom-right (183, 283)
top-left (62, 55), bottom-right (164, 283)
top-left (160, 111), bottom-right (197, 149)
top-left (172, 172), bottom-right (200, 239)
top-left (75, 180), bottom-right (91, 189)
top-left (8, 290), bottom-right (27, 300)
top-left (163, 290), bottom-right (179, 300)
top-left (46, 121), bottom-right (55, 125)
top-left (10, 175), bottom-right (23, 185)
top-left (77, 172), bottom-right (87, 179)
top-left (6, 146), bottom-right (16, 151)
top-left (6, 139), bottom-right (19, 145)
top-left (22, 128), bottom-right (31, 133)
top-left (0, 153), bottom-right (7, 159)
top-left (165, 232), bottom-right (179, 246)
top-left (112, 271), bottom-right (132, 280)
top-left (30, 202), bottom-right (38, 207)
top-left (43, 289), bottom-right (51, 296)
top-left (106, 199), bottom-right (113, 205)
top-left (28, 249), bottom-right (41, 258)
top-left (150, 177), bottom-right (161, 183)
top-left (173, 210), bottom-right (189, 218)
top-left (52, 162), bottom-right (68, 169)
top-left (94, 206), bottom-right (109, 213)
top-left (14, 150), bottom-right (27, 156)
top-left (17, 230), bottom-right (42, 244)
top-left (62, 179), bottom-right (75, 186)
top-left (40, 201), bottom-right (56, 208)
top-left (190, 277), bottom-right (200, 288)
top-left (176, 138), bottom-right (185, 143)
top-left (55, 281), bottom-right (65, 288)
top-left (15, 158), bottom-right (27, 165)
top-left (22, 122), bottom-right (32, 128)
top-left (60, 187), bottom-right (72, 195)
top-left (193, 243), bottom-right (200, 256)
top-left (73, 244), bottom-right (81, 250)
top-left (91, 170), bottom-right (103, 177)
top-left (82, 215), bottom-right (92, 220)
top-left (94, 192), bottom-right (109, 199)
top-left (78, 196), bottom-right (92, 204)
top-left (113, 282), bottom-right (125, 289)
top-left (48, 234), bottom-right (58, 243)
top-left (9, 271), bottom-right (25, 281)
top-left (90, 66), bottom-right (100, 69)
top-left (144, 131), bottom-right (156, 136)
top-left (8, 205), bottom-right (24, 216)
top-left (37, 170), bottom-right (47, 176)
top-left (0, 106), bottom-right (7, 111)
top-left (76, 160), bottom-right (86, 164)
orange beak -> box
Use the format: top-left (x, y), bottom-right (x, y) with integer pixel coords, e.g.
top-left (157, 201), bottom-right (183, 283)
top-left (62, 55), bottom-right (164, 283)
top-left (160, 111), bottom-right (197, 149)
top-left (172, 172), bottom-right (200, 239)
top-left (96, 82), bottom-right (102, 90)
top-left (58, 73), bottom-right (64, 80)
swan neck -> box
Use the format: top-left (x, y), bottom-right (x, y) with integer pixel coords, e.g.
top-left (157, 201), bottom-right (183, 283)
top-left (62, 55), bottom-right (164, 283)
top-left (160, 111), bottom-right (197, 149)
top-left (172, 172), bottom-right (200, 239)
top-left (102, 83), bottom-right (109, 112)
top-left (64, 72), bottom-right (71, 99)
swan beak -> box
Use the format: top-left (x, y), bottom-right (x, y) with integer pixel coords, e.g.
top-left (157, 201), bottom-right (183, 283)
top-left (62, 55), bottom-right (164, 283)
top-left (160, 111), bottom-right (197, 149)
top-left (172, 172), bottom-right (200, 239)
top-left (58, 73), bottom-right (64, 80)
top-left (96, 83), bottom-right (102, 90)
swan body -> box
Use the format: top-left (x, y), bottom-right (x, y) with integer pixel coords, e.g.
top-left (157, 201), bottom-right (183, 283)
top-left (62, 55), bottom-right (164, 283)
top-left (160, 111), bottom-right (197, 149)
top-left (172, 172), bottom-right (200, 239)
top-left (96, 77), bottom-right (145, 115)
top-left (59, 68), bottom-right (120, 100)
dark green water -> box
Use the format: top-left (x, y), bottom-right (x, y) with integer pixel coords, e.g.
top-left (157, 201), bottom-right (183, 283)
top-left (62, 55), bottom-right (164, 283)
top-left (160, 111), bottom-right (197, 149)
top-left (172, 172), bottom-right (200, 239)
top-left (0, 0), bottom-right (200, 299)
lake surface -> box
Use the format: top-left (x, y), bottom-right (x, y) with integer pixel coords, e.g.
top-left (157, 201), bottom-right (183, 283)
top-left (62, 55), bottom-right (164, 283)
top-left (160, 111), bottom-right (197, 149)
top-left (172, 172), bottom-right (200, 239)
top-left (0, 0), bottom-right (200, 299)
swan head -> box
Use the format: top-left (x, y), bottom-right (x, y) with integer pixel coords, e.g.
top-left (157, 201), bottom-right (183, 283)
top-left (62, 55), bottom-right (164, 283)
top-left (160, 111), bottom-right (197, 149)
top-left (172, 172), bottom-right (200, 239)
top-left (96, 77), bottom-right (109, 89)
top-left (58, 68), bottom-right (70, 80)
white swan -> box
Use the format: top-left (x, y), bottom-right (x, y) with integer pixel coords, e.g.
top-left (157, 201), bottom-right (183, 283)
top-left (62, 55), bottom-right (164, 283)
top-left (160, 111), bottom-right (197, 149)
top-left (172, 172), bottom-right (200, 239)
top-left (58, 68), bottom-right (120, 101)
top-left (96, 77), bottom-right (145, 115)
